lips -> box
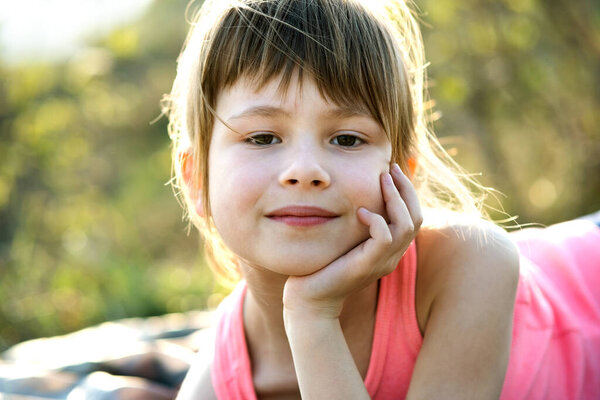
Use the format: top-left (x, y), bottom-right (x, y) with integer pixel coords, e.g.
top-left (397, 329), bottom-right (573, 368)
top-left (266, 206), bottom-right (338, 227)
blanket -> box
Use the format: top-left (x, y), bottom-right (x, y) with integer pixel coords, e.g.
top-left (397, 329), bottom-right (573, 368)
top-left (0, 311), bottom-right (214, 399)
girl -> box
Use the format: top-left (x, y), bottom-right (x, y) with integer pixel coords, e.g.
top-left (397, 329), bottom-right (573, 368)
top-left (164, 0), bottom-right (600, 398)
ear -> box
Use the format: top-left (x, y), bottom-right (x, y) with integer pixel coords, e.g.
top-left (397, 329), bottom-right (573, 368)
top-left (407, 157), bottom-right (417, 179)
top-left (179, 150), bottom-right (205, 218)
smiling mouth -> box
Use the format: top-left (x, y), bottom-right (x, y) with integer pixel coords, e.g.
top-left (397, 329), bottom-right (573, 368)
top-left (266, 206), bottom-right (339, 227)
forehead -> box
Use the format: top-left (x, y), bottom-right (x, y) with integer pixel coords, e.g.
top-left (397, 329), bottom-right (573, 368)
top-left (215, 73), bottom-right (374, 120)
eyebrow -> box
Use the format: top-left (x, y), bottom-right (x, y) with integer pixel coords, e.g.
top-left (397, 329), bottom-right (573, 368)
top-left (227, 106), bottom-right (290, 122)
top-left (226, 104), bottom-right (373, 123)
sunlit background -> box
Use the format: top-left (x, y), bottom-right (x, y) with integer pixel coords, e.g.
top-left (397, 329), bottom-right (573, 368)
top-left (0, 0), bottom-right (152, 64)
top-left (1, 0), bottom-right (599, 351)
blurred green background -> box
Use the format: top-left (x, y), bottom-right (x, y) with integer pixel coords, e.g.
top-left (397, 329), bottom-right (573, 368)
top-left (0, 0), bottom-right (598, 351)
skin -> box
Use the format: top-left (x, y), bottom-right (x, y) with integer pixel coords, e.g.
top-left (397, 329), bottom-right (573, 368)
top-left (207, 75), bottom-right (394, 276)
top-left (177, 74), bottom-right (520, 399)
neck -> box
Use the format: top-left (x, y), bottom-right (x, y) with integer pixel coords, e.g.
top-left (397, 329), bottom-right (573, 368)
top-left (242, 263), bottom-right (289, 344)
top-left (240, 261), bottom-right (379, 383)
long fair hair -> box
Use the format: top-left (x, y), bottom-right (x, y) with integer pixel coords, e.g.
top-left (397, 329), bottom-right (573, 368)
top-left (163, 0), bottom-right (491, 285)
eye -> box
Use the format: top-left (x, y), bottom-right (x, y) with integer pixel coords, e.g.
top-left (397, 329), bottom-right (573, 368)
top-left (246, 133), bottom-right (281, 146)
top-left (331, 134), bottom-right (363, 148)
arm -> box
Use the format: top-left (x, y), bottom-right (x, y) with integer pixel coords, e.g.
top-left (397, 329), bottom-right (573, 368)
top-left (284, 313), bottom-right (371, 399)
top-left (407, 222), bottom-right (520, 400)
top-left (283, 165), bottom-right (422, 399)
top-left (176, 329), bottom-right (217, 400)
top-left (177, 363), bottom-right (216, 400)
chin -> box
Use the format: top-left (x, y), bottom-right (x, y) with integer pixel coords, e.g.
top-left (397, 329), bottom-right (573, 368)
top-left (251, 257), bottom-right (326, 277)
top-left (279, 262), bottom-right (329, 277)
top-left (258, 246), bottom-right (352, 277)
top-left (234, 227), bottom-right (371, 277)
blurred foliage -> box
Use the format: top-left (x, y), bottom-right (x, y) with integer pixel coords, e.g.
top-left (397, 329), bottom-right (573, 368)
top-left (0, 0), bottom-right (226, 351)
top-left (417, 0), bottom-right (600, 223)
top-left (1, 0), bottom-right (599, 350)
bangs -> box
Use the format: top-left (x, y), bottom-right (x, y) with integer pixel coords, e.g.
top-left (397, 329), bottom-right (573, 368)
top-left (202, 0), bottom-right (406, 128)
top-left (167, 0), bottom-right (490, 285)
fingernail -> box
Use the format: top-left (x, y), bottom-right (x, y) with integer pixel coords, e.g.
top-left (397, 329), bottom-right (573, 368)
top-left (392, 163), bottom-right (402, 175)
top-left (383, 172), bottom-right (393, 184)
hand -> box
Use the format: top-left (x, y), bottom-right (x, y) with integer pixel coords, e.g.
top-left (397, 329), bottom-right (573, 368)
top-left (282, 163), bottom-right (423, 320)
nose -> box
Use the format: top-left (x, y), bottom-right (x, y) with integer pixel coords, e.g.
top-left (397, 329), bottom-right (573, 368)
top-left (278, 146), bottom-right (331, 189)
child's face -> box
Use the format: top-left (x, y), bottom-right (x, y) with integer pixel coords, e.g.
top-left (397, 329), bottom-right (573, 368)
top-left (208, 74), bottom-right (392, 276)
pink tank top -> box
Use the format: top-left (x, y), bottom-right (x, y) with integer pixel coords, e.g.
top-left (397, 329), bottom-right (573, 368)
top-left (501, 220), bottom-right (600, 399)
top-left (211, 241), bottom-right (422, 399)
top-left (211, 221), bottom-right (600, 399)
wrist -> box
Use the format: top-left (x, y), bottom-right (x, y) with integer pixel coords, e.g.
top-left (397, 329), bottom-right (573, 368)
top-left (282, 302), bottom-right (341, 337)
top-left (282, 297), bottom-right (343, 321)
top-left (282, 279), bottom-right (345, 321)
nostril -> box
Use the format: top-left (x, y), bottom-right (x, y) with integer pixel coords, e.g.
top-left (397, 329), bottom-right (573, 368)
top-left (311, 180), bottom-right (321, 186)
top-left (289, 179), bottom-right (298, 185)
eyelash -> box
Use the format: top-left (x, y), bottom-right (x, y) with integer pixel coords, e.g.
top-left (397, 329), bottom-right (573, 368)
top-left (245, 133), bottom-right (281, 146)
top-left (330, 134), bottom-right (364, 148)
top-left (244, 132), bottom-right (365, 147)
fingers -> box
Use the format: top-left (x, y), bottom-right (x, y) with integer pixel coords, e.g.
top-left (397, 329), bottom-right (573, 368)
top-left (357, 207), bottom-right (392, 245)
top-left (390, 163), bottom-right (423, 231)
top-left (345, 164), bottom-right (422, 281)
top-left (357, 163), bottom-right (422, 246)
top-left (352, 207), bottom-right (396, 278)
top-left (381, 171), bottom-right (414, 238)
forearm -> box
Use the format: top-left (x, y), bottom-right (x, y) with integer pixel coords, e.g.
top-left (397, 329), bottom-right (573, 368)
top-left (284, 311), bottom-right (370, 400)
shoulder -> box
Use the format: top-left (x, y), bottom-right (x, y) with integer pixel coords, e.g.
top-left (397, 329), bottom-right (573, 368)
top-left (406, 211), bottom-right (520, 398)
top-left (418, 209), bottom-right (520, 269)
top-left (414, 210), bottom-right (520, 332)
top-left (416, 209), bottom-right (520, 282)
top-left (176, 328), bottom-right (218, 400)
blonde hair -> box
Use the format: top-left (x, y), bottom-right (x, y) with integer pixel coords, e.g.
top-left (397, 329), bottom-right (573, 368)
top-left (164, 0), bottom-right (490, 286)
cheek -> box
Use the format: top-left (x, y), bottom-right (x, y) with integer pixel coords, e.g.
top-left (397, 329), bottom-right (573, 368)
top-left (340, 159), bottom-right (388, 213)
top-left (208, 153), bottom-right (268, 227)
